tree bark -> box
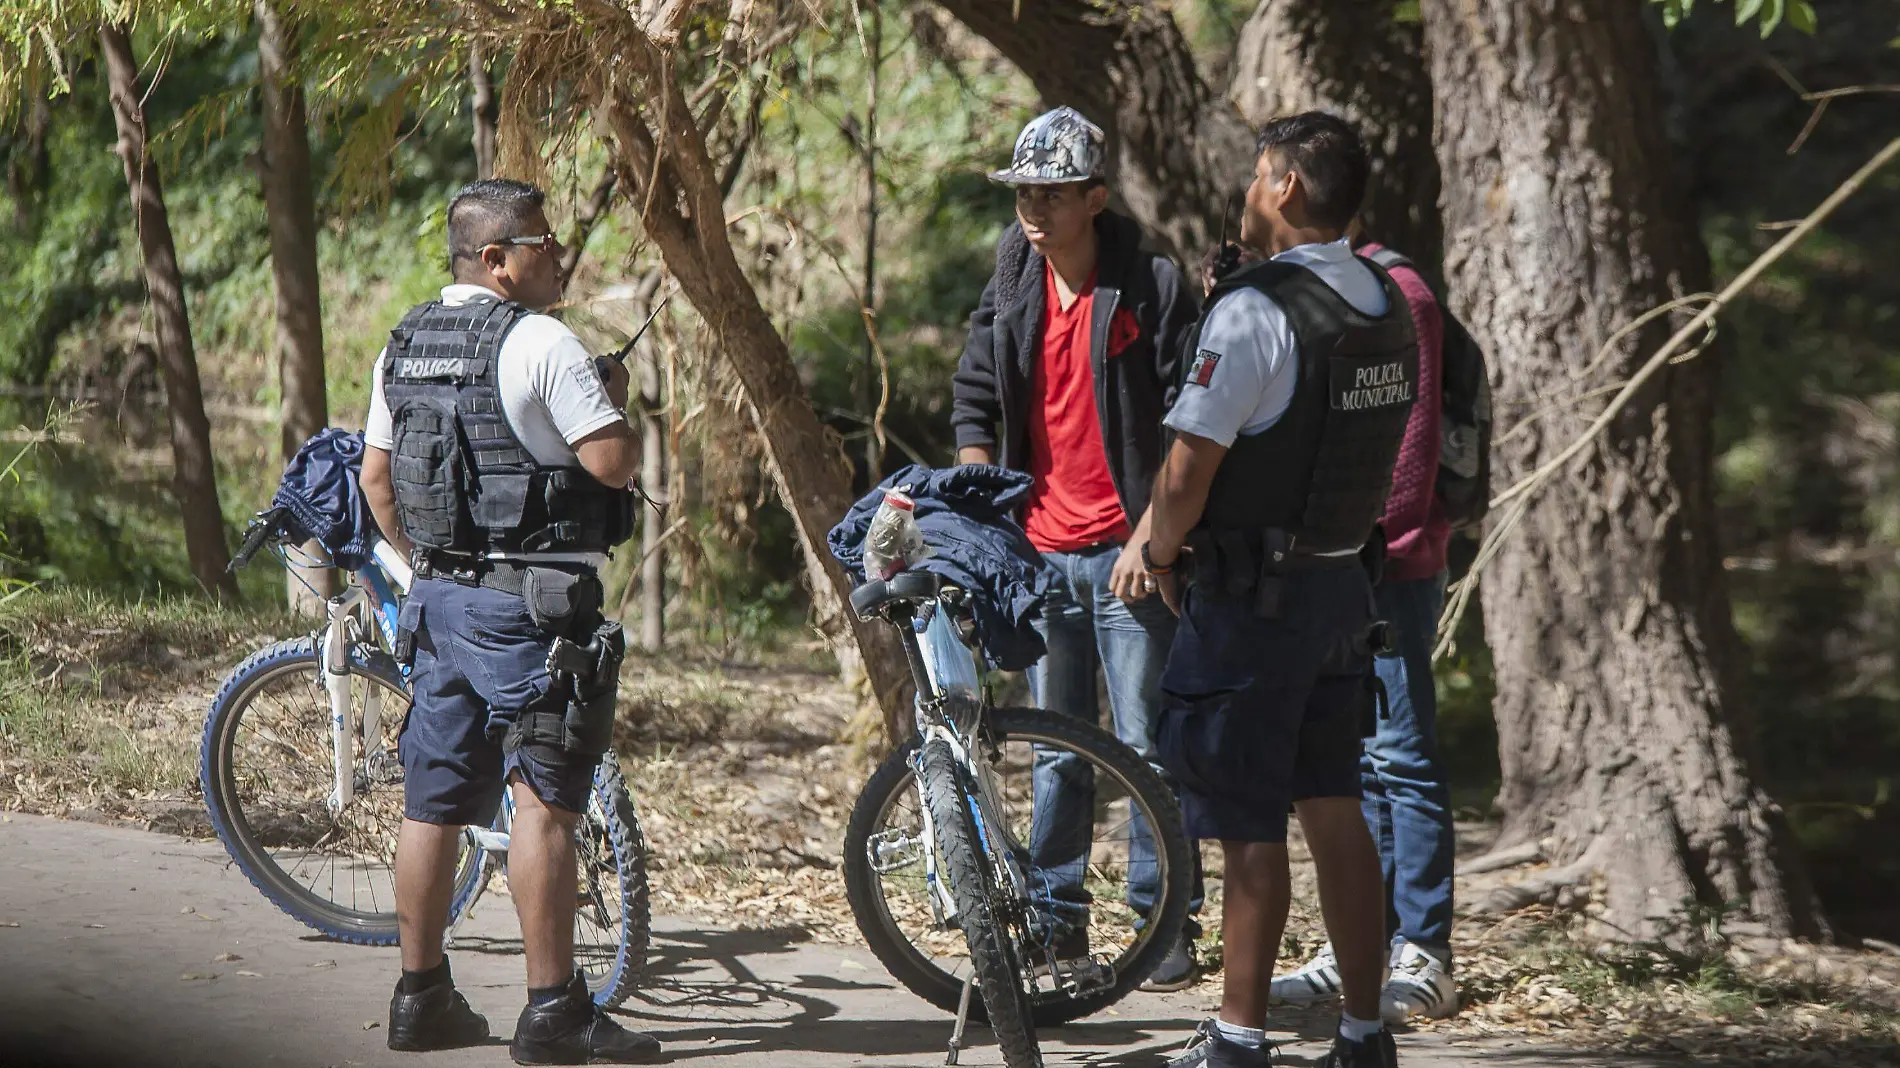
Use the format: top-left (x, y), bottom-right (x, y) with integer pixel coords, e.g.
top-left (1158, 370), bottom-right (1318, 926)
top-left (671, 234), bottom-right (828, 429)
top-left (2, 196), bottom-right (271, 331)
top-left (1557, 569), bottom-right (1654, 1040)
top-left (937, 0), bottom-right (1255, 263)
top-left (1419, 0), bottom-right (1822, 939)
top-left (596, 46), bottom-right (914, 737)
top-left (1227, 0), bottom-right (1441, 266)
top-left (637, 351), bottom-right (666, 653)
top-left (99, 22), bottom-right (238, 601)
top-left (558, 168), bottom-right (617, 285)
top-left (470, 45), bottom-right (498, 180)
top-left (255, 0), bottom-right (336, 614)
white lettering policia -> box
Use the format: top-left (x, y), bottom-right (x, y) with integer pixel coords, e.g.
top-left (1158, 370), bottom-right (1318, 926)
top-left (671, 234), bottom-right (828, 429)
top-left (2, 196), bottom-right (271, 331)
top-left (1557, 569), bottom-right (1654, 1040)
top-left (1337, 361), bottom-right (1412, 411)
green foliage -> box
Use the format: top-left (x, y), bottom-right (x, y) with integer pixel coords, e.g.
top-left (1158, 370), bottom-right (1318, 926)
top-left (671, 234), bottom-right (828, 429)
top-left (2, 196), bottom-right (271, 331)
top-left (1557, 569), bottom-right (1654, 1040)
top-left (1656, 0), bottom-right (1820, 37)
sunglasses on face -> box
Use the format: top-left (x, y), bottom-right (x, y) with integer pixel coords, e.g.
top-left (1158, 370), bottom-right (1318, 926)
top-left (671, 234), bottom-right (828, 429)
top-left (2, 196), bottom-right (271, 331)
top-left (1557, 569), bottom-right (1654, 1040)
top-left (482, 232), bottom-right (560, 255)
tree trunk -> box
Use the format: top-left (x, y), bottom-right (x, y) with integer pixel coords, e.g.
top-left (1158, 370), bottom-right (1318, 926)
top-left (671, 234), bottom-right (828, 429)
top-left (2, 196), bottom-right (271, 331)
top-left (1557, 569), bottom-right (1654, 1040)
top-left (1419, 0), bottom-right (1822, 939)
top-left (1227, 0), bottom-right (1441, 266)
top-left (937, 0), bottom-right (1255, 264)
top-left (470, 45), bottom-right (497, 180)
top-left (255, 0), bottom-right (336, 614)
top-left (637, 354), bottom-right (666, 653)
top-left (99, 23), bottom-right (238, 601)
top-left (597, 61), bottom-right (914, 737)
top-left (558, 168), bottom-right (616, 285)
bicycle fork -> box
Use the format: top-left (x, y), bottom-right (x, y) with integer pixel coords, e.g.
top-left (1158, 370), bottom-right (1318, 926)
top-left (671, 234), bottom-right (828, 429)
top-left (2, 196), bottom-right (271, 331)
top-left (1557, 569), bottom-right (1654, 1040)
top-left (322, 596), bottom-right (355, 814)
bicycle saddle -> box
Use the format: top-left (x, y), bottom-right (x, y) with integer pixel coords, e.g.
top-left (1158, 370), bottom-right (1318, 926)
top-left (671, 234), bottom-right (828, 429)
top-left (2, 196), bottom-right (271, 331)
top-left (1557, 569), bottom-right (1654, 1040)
top-left (849, 570), bottom-right (944, 619)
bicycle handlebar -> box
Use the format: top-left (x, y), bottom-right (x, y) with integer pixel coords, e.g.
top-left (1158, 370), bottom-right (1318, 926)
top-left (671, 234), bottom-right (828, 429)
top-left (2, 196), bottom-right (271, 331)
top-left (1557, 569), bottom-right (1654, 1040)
top-left (230, 507), bottom-right (290, 571)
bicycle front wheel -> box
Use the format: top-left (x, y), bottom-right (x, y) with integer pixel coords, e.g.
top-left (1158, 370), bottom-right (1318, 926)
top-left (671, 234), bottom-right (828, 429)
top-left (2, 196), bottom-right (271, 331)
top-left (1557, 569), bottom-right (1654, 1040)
top-left (919, 739), bottom-right (1041, 1068)
top-left (844, 706), bottom-right (1193, 1027)
top-left (199, 638), bottom-right (483, 944)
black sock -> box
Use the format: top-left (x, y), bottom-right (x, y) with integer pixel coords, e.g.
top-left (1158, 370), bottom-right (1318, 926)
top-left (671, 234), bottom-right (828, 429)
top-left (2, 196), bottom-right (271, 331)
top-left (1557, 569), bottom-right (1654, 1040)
top-left (527, 984), bottom-right (568, 1006)
top-left (401, 957), bottom-right (452, 994)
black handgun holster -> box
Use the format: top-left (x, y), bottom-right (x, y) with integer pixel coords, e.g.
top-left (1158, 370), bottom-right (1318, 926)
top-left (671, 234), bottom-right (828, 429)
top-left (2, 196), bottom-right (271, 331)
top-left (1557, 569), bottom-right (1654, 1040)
top-left (508, 567), bottom-right (624, 758)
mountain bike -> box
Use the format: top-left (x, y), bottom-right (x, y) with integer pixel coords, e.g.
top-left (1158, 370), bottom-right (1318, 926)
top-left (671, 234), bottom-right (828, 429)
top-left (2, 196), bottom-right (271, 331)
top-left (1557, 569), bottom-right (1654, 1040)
top-left (199, 509), bottom-right (649, 1007)
top-left (842, 571), bottom-right (1193, 1067)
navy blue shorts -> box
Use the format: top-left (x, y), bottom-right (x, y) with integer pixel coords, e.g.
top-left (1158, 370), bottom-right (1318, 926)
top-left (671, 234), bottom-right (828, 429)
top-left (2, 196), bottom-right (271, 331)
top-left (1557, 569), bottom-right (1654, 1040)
top-left (398, 577), bottom-right (596, 825)
top-left (1156, 566), bottom-right (1375, 844)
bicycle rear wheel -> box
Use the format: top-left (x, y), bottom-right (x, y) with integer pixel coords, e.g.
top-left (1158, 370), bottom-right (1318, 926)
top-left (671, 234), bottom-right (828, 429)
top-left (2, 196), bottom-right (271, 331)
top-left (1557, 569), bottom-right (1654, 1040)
top-left (844, 706), bottom-right (1193, 1026)
top-left (918, 739), bottom-right (1041, 1068)
top-left (573, 754), bottom-right (651, 1008)
top-left (200, 638), bottom-right (484, 944)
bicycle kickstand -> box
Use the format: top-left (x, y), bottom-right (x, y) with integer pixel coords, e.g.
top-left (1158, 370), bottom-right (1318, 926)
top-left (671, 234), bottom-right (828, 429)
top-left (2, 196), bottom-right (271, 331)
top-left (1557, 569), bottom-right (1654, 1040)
top-left (945, 975), bottom-right (976, 1066)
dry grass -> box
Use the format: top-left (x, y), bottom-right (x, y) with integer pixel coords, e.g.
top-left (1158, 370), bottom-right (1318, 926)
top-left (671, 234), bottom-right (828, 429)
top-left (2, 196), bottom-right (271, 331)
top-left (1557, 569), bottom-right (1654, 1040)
top-left (4, 589), bottom-right (1899, 1064)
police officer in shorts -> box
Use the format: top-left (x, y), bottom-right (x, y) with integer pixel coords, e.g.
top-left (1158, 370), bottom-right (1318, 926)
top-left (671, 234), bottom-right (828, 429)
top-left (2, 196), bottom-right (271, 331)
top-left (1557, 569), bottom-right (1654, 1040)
top-left (1145, 113), bottom-right (1417, 1068)
top-left (359, 178), bottom-right (656, 1064)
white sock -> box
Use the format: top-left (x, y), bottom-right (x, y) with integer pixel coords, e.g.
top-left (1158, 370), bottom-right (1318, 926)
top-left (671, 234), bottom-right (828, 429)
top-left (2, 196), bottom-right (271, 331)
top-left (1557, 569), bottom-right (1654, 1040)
top-left (1339, 1013), bottom-right (1385, 1043)
top-left (1215, 1018), bottom-right (1266, 1049)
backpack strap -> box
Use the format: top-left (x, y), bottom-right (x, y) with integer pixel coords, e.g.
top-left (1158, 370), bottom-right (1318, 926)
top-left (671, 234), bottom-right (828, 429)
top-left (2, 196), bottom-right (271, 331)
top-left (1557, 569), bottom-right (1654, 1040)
top-left (1361, 247), bottom-right (1414, 273)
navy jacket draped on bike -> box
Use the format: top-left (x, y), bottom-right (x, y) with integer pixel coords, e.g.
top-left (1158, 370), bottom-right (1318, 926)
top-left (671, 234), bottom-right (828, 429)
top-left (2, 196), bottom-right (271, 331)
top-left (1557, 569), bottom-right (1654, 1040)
top-left (271, 428), bottom-right (380, 571)
top-left (828, 464), bottom-right (1050, 672)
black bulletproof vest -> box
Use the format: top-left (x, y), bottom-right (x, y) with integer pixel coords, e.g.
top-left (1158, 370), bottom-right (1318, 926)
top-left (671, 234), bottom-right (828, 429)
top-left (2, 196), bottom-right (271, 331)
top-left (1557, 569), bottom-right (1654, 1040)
top-left (1193, 259), bottom-right (1418, 555)
top-left (381, 296), bottom-right (634, 556)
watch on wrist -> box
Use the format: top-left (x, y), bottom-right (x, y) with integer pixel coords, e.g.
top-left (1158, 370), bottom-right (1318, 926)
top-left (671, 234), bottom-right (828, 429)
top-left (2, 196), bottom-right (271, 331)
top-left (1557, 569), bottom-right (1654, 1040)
top-left (1141, 542), bottom-right (1178, 575)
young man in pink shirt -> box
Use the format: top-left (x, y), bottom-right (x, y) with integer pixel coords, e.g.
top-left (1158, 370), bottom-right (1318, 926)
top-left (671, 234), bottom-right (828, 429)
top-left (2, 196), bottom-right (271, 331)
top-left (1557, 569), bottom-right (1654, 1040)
top-left (1272, 236), bottom-right (1458, 1023)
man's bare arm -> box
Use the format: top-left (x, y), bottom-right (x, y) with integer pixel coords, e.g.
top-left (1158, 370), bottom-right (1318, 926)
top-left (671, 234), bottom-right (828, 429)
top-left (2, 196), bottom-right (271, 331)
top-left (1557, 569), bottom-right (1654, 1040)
top-left (1146, 431), bottom-right (1230, 565)
top-left (360, 445), bottom-right (414, 561)
top-left (956, 445), bottom-right (994, 466)
top-left (574, 419), bottom-right (641, 489)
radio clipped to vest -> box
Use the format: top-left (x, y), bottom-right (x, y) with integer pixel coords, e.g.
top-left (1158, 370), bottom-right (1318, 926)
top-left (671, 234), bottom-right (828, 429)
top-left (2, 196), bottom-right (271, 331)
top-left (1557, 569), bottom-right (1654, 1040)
top-left (382, 296), bottom-right (636, 557)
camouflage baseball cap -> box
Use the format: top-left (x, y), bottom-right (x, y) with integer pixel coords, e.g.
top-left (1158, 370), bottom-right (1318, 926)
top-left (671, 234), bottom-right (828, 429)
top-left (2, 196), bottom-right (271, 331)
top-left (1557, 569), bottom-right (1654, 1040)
top-left (988, 106), bottom-right (1106, 186)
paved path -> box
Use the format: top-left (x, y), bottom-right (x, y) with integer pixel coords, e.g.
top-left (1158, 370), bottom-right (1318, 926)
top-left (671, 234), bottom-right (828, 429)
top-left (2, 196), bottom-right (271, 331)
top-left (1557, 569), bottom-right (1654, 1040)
top-left (0, 814), bottom-right (1673, 1068)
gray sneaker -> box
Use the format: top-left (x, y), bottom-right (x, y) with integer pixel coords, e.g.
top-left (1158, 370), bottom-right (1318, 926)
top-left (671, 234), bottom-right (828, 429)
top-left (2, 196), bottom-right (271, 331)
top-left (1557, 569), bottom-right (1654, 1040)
top-left (1141, 933), bottom-right (1200, 992)
top-left (1167, 1019), bottom-right (1274, 1068)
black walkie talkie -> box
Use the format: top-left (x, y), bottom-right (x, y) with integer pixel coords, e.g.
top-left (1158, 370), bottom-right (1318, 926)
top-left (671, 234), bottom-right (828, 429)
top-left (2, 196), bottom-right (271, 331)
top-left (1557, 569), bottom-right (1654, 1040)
top-left (1213, 197), bottom-right (1241, 280)
top-left (594, 292), bottom-right (672, 384)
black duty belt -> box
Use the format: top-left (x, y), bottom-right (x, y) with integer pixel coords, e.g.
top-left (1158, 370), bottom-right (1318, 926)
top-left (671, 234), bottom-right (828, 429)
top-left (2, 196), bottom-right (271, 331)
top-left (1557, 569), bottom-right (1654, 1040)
top-left (413, 553), bottom-right (597, 597)
top-left (1184, 526), bottom-right (1369, 619)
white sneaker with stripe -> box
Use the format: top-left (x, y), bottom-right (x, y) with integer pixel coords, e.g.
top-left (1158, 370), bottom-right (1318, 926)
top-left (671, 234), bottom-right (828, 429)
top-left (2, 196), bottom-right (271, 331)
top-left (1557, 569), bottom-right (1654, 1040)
top-left (1268, 943), bottom-right (1343, 1006)
top-left (1379, 940), bottom-right (1458, 1023)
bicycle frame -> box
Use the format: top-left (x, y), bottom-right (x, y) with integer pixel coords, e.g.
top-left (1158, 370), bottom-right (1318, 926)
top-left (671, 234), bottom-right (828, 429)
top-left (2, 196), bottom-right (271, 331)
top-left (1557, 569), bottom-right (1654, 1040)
top-left (901, 598), bottom-right (1029, 929)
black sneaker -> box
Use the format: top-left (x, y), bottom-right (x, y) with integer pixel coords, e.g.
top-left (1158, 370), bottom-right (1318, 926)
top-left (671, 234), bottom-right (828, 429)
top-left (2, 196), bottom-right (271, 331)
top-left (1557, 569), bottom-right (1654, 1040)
top-left (509, 972), bottom-right (661, 1065)
top-left (1141, 933), bottom-right (1200, 992)
top-left (1166, 1019), bottom-right (1274, 1068)
top-left (1318, 1030), bottom-right (1398, 1068)
top-left (387, 975), bottom-right (491, 1052)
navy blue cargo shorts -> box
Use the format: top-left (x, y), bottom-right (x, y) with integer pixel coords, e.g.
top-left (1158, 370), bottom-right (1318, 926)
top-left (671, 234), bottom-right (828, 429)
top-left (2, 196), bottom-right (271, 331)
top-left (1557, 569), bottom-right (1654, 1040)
top-left (1155, 565), bottom-right (1375, 844)
top-left (397, 576), bottom-right (596, 825)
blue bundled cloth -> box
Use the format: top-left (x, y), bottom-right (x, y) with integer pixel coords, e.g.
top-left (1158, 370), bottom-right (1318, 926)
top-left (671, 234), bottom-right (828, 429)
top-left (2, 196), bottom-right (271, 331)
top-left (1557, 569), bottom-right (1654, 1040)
top-left (828, 464), bottom-right (1050, 672)
top-left (270, 428), bottom-right (380, 572)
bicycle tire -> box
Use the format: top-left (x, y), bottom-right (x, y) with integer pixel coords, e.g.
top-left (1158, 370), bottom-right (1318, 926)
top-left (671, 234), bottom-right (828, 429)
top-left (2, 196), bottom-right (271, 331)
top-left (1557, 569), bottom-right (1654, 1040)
top-left (573, 754), bottom-right (651, 1008)
top-left (844, 706), bottom-right (1193, 1027)
top-left (200, 638), bottom-right (484, 945)
top-left (918, 739), bottom-right (1042, 1068)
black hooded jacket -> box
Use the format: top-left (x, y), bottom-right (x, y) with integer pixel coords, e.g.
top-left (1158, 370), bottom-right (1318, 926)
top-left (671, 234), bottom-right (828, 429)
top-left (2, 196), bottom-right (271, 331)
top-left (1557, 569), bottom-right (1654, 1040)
top-left (950, 210), bottom-right (1198, 533)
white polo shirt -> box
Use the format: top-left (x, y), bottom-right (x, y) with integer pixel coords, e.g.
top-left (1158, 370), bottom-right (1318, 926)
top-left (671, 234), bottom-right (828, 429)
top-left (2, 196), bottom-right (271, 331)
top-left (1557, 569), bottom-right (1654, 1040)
top-left (365, 284), bottom-right (627, 564)
top-left (1164, 238), bottom-right (1389, 445)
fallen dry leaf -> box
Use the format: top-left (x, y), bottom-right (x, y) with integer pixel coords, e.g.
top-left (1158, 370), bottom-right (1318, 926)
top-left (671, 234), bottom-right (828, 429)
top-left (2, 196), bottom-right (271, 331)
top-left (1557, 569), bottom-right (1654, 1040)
top-left (213, 952), bottom-right (242, 962)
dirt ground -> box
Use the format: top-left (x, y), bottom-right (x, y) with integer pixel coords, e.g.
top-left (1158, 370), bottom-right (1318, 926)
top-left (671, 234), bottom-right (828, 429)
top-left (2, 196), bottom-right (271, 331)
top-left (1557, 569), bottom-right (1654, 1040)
top-left (2, 604), bottom-right (1897, 1065)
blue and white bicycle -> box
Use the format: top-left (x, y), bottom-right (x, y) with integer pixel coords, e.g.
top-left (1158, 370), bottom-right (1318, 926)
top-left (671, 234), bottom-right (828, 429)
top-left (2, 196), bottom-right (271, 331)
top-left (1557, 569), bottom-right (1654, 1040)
top-left (200, 510), bottom-right (649, 1007)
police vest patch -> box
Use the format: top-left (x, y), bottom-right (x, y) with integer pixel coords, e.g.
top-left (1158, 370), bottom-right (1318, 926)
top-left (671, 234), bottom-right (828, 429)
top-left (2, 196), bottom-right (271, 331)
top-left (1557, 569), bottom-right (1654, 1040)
top-left (1188, 349), bottom-right (1222, 388)
top-left (394, 357), bottom-right (468, 380)
top-left (1330, 354), bottom-right (1413, 411)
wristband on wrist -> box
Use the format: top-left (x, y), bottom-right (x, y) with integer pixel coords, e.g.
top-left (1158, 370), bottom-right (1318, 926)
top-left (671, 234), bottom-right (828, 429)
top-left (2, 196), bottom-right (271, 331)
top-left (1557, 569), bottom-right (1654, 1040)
top-left (1141, 542), bottom-right (1178, 575)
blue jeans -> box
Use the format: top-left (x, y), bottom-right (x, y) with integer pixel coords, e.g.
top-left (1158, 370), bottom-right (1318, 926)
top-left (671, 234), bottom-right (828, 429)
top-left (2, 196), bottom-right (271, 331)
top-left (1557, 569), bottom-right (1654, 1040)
top-left (1025, 543), bottom-right (1202, 939)
top-left (1362, 573), bottom-right (1455, 950)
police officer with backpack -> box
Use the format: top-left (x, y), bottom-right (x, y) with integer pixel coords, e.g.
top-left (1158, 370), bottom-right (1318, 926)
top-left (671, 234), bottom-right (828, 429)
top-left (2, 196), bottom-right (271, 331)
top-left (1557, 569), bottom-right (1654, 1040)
top-left (1147, 113), bottom-right (1415, 1068)
top-left (359, 178), bottom-right (657, 1064)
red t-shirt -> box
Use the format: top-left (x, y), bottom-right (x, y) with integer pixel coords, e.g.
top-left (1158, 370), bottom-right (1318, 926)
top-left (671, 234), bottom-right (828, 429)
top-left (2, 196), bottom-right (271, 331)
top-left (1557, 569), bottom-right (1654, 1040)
top-left (1022, 265), bottom-right (1130, 553)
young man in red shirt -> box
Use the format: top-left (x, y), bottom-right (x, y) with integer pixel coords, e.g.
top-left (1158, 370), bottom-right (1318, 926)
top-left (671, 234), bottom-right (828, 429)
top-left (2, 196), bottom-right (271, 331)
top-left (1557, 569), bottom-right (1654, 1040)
top-left (951, 106), bottom-right (1204, 988)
